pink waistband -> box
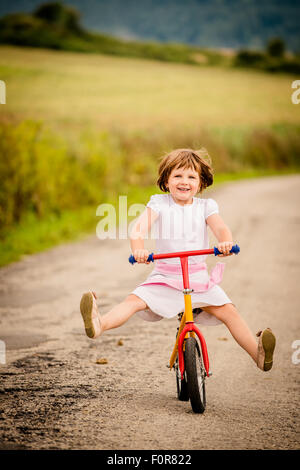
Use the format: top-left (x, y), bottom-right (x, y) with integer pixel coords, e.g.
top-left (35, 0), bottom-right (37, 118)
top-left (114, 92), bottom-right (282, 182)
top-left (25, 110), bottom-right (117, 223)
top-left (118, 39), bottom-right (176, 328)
top-left (155, 261), bottom-right (207, 275)
top-left (139, 262), bottom-right (225, 293)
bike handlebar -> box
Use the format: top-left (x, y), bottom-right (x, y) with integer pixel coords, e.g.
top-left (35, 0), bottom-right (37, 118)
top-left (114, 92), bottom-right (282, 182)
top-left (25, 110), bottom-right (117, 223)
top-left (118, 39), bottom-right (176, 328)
top-left (128, 244), bottom-right (240, 265)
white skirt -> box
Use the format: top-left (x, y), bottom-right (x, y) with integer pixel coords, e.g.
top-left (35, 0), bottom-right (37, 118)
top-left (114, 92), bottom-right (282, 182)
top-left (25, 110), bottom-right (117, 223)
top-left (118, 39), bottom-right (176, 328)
top-left (131, 261), bottom-right (232, 326)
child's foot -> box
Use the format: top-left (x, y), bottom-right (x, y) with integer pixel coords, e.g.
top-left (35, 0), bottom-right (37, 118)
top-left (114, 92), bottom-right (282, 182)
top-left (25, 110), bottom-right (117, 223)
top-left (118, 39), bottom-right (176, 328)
top-left (256, 328), bottom-right (276, 371)
top-left (80, 291), bottom-right (102, 338)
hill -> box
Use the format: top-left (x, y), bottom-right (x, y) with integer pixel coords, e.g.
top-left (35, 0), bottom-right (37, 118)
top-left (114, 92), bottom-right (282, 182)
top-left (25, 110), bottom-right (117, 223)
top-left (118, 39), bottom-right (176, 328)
top-left (1, 2), bottom-right (300, 74)
top-left (0, 2), bottom-right (228, 66)
top-left (0, 0), bottom-right (299, 53)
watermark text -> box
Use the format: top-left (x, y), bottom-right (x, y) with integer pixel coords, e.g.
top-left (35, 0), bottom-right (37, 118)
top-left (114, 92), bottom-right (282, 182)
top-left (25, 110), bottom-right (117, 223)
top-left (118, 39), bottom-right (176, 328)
top-left (95, 196), bottom-right (202, 241)
top-left (0, 340), bottom-right (6, 364)
top-left (0, 80), bottom-right (6, 104)
top-left (291, 340), bottom-right (300, 364)
top-left (291, 80), bottom-right (300, 104)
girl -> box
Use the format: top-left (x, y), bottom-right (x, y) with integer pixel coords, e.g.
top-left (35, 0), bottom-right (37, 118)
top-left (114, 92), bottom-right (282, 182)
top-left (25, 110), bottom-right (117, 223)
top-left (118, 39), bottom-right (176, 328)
top-left (80, 148), bottom-right (275, 372)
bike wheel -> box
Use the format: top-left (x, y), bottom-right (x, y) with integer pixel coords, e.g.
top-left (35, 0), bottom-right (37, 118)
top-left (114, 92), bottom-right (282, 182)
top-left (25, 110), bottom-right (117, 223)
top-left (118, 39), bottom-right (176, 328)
top-left (175, 357), bottom-right (189, 401)
top-left (184, 336), bottom-right (206, 413)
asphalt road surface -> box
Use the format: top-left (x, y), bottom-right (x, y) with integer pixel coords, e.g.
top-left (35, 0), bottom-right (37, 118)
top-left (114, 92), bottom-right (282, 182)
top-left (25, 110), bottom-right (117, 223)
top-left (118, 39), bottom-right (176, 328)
top-left (0, 175), bottom-right (299, 450)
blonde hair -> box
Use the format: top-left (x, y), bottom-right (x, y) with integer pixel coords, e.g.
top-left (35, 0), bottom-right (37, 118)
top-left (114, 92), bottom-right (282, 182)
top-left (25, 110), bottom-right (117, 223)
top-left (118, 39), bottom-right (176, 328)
top-left (157, 148), bottom-right (214, 193)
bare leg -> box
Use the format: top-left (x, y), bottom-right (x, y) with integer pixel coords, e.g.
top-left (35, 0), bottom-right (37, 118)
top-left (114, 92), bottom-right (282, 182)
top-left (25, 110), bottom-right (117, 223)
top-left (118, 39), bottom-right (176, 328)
top-left (100, 294), bottom-right (147, 332)
top-left (201, 304), bottom-right (258, 363)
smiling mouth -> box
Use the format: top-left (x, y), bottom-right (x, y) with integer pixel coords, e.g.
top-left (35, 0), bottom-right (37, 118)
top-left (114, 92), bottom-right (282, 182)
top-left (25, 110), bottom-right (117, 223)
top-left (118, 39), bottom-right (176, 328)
top-left (177, 188), bottom-right (190, 192)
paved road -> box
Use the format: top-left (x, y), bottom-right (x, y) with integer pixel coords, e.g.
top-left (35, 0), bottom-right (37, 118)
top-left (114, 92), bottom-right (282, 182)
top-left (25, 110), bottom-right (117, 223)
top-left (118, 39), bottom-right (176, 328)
top-left (0, 175), bottom-right (299, 450)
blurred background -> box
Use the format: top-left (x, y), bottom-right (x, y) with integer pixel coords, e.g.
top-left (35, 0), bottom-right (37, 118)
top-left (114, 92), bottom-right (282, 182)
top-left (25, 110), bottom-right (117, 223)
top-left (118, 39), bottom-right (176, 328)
top-left (0, 0), bottom-right (299, 265)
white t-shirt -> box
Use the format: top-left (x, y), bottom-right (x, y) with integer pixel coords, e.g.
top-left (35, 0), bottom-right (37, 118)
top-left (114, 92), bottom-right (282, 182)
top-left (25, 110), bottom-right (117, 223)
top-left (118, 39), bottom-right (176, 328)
top-left (147, 193), bottom-right (218, 264)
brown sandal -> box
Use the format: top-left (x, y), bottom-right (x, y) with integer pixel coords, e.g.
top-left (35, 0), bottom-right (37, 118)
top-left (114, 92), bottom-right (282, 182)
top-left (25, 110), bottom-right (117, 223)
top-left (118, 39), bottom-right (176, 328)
top-left (80, 291), bottom-right (102, 339)
top-left (256, 328), bottom-right (276, 371)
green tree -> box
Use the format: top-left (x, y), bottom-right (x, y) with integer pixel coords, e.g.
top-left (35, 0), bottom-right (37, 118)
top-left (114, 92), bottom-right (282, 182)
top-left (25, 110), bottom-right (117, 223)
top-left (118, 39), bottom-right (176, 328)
top-left (33, 1), bottom-right (83, 34)
top-left (267, 37), bottom-right (286, 58)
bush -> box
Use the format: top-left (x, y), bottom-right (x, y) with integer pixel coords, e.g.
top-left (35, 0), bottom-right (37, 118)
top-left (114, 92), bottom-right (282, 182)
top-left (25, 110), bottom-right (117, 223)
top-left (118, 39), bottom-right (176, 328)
top-left (242, 127), bottom-right (300, 169)
top-left (265, 58), bottom-right (300, 74)
top-left (267, 37), bottom-right (286, 58)
top-left (234, 49), bottom-right (266, 67)
top-left (1, 120), bottom-right (299, 235)
top-left (234, 45), bottom-right (300, 75)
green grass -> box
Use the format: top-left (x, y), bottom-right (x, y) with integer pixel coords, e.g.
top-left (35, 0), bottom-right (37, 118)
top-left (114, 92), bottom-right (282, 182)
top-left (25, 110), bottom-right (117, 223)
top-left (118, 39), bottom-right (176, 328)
top-left (0, 206), bottom-right (95, 266)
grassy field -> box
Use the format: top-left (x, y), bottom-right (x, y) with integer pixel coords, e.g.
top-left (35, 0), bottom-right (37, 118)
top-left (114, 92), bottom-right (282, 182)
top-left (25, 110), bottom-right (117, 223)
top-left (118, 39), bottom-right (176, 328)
top-left (0, 45), bottom-right (299, 266)
top-left (0, 45), bottom-right (299, 135)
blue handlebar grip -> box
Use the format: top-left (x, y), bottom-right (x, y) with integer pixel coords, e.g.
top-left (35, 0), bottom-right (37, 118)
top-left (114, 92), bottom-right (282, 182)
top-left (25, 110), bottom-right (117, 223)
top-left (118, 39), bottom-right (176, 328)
top-left (214, 244), bottom-right (240, 256)
top-left (128, 254), bottom-right (136, 264)
top-left (129, 253), bottom-right (155, 264)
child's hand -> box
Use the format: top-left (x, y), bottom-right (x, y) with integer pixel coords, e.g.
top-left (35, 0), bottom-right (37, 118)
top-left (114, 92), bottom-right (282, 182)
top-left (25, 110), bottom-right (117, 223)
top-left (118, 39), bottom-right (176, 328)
top-left (217, 241), bottom-right (233, 257)
top-left (132, 249), bottom-right (150, 264)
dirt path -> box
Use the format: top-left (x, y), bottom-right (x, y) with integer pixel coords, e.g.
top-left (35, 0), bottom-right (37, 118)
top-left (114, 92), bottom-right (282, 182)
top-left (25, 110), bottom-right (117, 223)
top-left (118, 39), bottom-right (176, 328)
top-left (0, 175), bottom-right (299, 450)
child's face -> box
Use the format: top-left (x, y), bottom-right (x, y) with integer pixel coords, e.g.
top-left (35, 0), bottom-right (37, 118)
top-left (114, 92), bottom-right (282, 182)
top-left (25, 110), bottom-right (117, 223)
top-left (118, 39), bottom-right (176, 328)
top-left (167, 165), bottom-right (200, 205)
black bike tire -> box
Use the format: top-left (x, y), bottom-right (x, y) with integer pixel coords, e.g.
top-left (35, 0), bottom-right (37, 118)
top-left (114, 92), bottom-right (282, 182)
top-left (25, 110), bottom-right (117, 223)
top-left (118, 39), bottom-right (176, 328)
top-left (175, 357), bottom-right (189, 401)
top-left (184, 336), bottom-right (206, 413)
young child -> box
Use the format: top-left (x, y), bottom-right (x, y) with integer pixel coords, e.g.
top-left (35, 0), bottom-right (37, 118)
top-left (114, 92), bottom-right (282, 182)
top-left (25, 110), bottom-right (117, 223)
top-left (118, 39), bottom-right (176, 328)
top-left (80, 148), bottom-right (276, 372)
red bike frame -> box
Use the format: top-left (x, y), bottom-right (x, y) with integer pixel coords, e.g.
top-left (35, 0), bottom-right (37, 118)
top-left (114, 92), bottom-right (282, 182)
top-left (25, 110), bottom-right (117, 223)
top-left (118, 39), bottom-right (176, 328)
top-left (151, 249), bottom-right (215, 380)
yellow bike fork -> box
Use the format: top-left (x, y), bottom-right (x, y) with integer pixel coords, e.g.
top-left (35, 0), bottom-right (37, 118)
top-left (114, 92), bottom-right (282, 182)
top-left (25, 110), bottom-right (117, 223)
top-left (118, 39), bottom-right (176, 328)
top-left (169, 292), bottom-right (194, 370)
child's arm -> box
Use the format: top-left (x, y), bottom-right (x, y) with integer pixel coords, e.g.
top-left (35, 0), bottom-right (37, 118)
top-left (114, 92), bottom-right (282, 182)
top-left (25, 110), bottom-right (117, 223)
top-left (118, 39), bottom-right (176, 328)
top-left (130, 207), bottom-right (159, 263)
top-left (206, 213), bottom-right (233, 257)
